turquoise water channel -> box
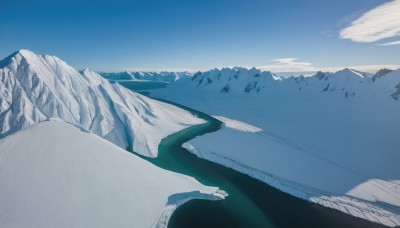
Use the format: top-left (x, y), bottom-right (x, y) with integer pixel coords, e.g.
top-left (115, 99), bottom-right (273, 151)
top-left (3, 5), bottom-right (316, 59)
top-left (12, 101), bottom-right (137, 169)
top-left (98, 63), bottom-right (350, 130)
top-left (118, 81), bottom-right (384, 228)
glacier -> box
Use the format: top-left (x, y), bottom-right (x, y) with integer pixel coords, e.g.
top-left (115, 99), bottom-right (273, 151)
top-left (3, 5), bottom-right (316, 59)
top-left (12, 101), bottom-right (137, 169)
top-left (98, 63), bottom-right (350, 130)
top-left (152, 67), bottom-right (400, 226)
top-left (0, 49), bottom-right (204, 157)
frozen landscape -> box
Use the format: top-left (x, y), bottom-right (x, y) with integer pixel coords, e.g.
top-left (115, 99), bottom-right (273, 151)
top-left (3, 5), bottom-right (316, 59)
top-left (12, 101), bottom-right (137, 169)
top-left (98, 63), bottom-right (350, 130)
top-left (1, 49), bottom-right (399, 227)
top-left (100, 71), bottom-right (191, 82)
top-left (0, 120), bottom-right (225, 228)
top-left (0, 49), bottom-right (233, 227)
top-left (151, 67), bottom-right (400, 226)
top-left (0, 50), bottom-right (205, 157)
top-left (1, 0), bottom-right (400, 226)
top-left (1, 48), bottom-right (399, 227)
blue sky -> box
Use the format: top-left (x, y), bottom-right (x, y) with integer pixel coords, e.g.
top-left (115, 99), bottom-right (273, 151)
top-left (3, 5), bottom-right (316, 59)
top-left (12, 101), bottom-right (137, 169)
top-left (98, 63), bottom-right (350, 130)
top-left (1, 0), bottom-right (399, 72)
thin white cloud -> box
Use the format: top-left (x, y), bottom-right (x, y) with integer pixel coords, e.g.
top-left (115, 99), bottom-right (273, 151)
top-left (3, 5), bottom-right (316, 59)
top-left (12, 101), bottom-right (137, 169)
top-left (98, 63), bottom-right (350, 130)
top-left (111, 59), bottom-right (400, 75)
top-left (321, 29), bottom-right (334, 37)
top-left (339, 0), bottom-right (400, 43)
top-left (259, 58), bottom-right (315, 72)
top-left (114, 67), bottom-right (201, 73)
top-left (258, 58), bottom-right (400, 75)
top-left (377, 40), bottom-right (400, 46)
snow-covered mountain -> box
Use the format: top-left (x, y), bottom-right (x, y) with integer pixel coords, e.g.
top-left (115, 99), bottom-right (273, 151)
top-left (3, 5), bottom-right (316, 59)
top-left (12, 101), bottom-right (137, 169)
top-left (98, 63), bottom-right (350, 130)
top-left (0, 50), bottom-right (204, 157)
top-left (372, 68), bottom-right (393, 81)
top-left (100, 71), bottom-right (136, 80)
top-left (0, 120), bottom-right (225, 228)
top-left (100, 71), bottom-right (191, 82)
top-left (151, 67), bottom-right (400, 226)
top-left (172, 67), bottom-right (282, 94)
top-left (168, 67), bottom-right (400, 100)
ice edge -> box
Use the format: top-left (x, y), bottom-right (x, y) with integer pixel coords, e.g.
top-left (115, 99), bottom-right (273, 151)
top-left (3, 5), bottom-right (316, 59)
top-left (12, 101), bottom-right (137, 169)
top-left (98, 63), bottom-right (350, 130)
top-left (182, 143), bottom-right (400, 227)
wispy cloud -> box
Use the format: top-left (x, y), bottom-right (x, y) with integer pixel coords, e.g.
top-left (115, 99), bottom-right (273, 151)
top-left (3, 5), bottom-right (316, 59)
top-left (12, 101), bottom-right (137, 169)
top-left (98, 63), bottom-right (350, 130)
top-left (258, 58), bottom-right (315, 72)
top-left (321, 29), bottom-right (334, 37)
top-left (377, 40), bottom-right (400, 46)
top-left (112, 58), bottom-right (400, 75)
top-left (113, 67), bottom-right (201, 73)
top-left (339, 0), bottom-right (400, 43)
top-left (258, 58), bottom-right (400, 74)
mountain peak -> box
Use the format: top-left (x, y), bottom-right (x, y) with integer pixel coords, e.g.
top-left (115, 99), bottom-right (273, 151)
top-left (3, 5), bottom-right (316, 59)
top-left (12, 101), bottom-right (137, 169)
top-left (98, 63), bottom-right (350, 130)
top-left (0, 50), bottom-right (30, 68)
top-left (80, 67), bottom-right (95, 74)
top-left (372, 68), bottom-right (393, 82)
top-left (336, 67), bottom-right (364, 78)
top-left (9, 49), bottom-right (38, 61)
top-left (0, 49), bottom-right (41, 69)
top-left (16, 49), bottom-right (35, 56)
top-left (341, 67), bottom-right (354, 73)
top-left (0, 49), bottom-right (74, 78)
top-left (0, 49), bottom-right (205, 157)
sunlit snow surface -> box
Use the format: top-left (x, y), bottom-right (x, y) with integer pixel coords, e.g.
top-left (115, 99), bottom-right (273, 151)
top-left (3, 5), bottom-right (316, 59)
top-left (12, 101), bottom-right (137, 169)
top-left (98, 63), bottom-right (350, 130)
top-left (152, 67), bottom-right (400, 226)
top-left (0, 50), bottom-right (204, 157)
top-left (212, 116), bottom-right (262, 133)
top-left (0, 120), bottom-right (224, 228)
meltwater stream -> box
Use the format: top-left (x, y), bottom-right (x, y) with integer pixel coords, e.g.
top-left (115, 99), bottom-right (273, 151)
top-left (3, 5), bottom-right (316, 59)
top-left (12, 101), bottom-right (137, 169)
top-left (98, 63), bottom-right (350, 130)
top-left (119, 81), bottom-right (384, 228)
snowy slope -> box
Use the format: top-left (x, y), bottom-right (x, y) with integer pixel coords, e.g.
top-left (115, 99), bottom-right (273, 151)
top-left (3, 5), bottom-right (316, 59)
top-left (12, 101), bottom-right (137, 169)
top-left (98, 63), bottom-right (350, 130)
top-left (152, 67), bottom-right (400, 226)
top-left (0, 50), bottom-right (204, 157)
top-left (0, 120), bottom-right (225, 228)
top-left (100, 71), bottom-right (191, 82)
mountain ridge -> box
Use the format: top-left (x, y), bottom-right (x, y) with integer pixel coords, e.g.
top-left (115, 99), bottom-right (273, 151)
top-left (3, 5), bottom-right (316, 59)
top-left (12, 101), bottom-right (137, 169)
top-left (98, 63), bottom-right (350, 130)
top-left (0, 49), bottom-right (204, 157)
top-left (166, 66), bottom-right (400, 100)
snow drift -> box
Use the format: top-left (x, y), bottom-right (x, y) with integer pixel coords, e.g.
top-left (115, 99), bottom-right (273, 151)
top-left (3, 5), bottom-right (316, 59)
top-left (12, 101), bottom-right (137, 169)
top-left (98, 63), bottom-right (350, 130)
top-left (0, 49), bottom-right (204, 157)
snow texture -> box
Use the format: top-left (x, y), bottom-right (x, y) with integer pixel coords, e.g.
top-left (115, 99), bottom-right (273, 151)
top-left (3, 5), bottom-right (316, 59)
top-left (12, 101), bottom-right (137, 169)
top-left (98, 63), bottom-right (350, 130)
top-left (212, 116), bottom-right (262, 133)
top-left (152, 67), bottom-right (400, 227)
top-left (0, 120), bottom-right (224, 228)
top-left (0, 50), bottom-right (204, 157)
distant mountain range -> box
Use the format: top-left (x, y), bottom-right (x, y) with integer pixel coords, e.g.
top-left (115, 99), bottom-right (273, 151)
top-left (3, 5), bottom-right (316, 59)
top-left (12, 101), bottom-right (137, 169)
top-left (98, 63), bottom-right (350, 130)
top-left (101, 65), bottom-right (400, 101)
top-left (100, 71), bottom-right (191, 82)
top-left (162, 66), bottom-right (400, 100)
